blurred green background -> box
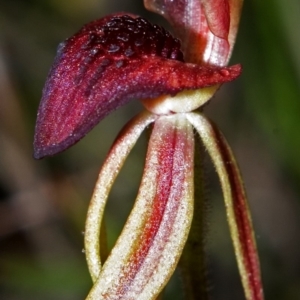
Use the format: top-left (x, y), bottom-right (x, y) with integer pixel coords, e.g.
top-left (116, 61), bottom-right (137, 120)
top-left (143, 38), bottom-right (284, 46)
top-left (0, 0), bottom-right (299, 299)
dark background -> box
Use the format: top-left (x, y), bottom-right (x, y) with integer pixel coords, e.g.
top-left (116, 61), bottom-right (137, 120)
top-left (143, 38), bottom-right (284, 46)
top-left (1, 0), bottom-right (300, 299)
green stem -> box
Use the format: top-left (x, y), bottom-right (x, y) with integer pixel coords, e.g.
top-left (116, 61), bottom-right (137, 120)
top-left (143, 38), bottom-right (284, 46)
top-left (179, 133), bottom-right (209, 300)
top-left (99, 216), bottom-right (108, 265)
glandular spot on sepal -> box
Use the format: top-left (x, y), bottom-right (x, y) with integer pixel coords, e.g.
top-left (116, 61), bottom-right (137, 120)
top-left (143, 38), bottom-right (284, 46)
top-left (56, 14), bottom-right (185, 100)
top-left (76, 14), bottom-right (184, 62)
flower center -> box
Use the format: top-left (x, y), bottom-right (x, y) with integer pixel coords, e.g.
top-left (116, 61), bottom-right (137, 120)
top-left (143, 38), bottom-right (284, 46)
top-left (141, 85), bottom-right (218, 114)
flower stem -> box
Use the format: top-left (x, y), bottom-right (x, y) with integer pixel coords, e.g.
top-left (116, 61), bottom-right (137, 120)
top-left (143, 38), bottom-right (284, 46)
top-left (179, 134), bottom-right (210, 300)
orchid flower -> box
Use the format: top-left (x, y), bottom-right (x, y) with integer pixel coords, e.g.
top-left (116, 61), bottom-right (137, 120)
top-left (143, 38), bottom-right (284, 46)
top-left (34, 0), bottom-right (264, 299)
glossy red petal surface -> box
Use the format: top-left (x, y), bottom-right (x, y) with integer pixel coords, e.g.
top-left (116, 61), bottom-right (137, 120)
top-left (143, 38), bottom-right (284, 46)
top-left (201, 0), bottom-right (230, 39)
top-left (34, 13), bottom-right (241, 159)
top-left (144, 0), bottom-right (243, 65)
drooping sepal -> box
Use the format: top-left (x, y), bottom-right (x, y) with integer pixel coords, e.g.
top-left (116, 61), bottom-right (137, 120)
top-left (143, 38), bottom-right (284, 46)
top-left (144, 0), bottom-right (243, 65)
top-left (187, 112), bottom-right (264, 300)
top-left (84, 111), bottom-right (157, 281)
top-left (33, 13), bottom-right (241, 159)
top-left (85, 114), bottom-right (195, 299)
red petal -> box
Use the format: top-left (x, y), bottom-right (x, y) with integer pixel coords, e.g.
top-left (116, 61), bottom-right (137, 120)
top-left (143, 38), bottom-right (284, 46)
top-left (34, 13), bottom-right (241, 159)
